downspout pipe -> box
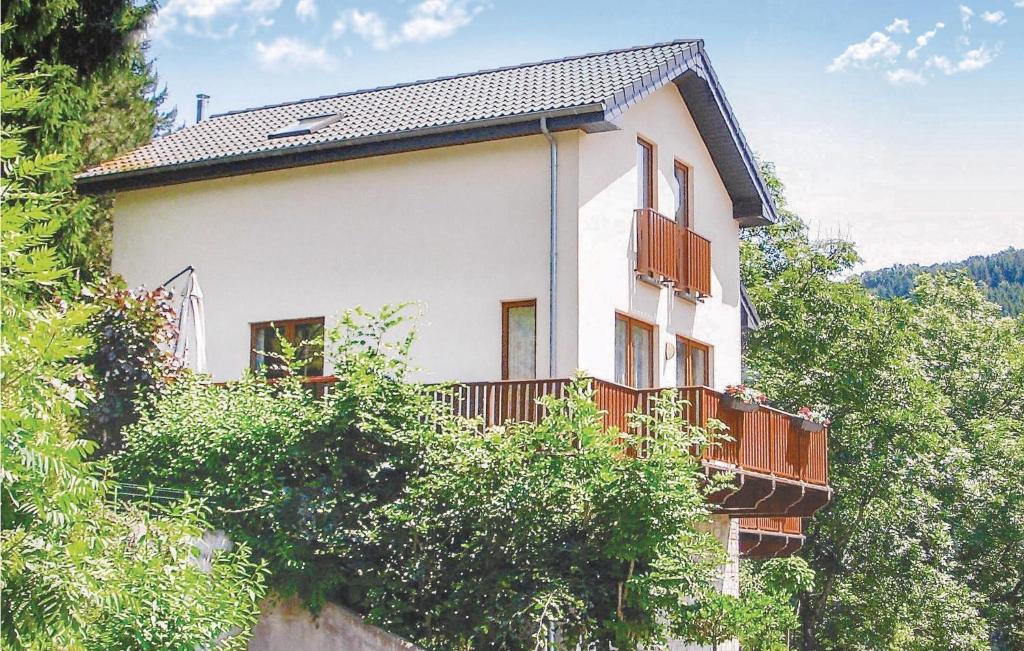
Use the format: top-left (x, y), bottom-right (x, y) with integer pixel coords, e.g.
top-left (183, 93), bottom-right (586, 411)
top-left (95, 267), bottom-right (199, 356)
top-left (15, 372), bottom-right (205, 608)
top-left (540, 117), bottom-right (557, 377)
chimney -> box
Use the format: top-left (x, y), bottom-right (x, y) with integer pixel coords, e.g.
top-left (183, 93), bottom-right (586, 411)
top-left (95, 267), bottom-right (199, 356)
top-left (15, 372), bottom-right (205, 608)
top-left (195, 93), bottom-right (210, 123)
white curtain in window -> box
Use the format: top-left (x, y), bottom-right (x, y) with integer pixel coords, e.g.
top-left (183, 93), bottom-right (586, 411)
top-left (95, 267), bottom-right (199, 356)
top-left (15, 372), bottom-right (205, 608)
top-left (614, 318), bottom-right (628, 385)
top-left (632, 324), bottom-right (652, 388)
top-left (507, 305), bottom-right (536, 380)
top-left (691, 346), bottom-right (707, 386)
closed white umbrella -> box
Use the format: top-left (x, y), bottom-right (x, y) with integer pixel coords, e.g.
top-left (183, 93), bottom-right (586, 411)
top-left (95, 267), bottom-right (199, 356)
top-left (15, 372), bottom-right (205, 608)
top-left (174, 271), bottom-right (207, 373)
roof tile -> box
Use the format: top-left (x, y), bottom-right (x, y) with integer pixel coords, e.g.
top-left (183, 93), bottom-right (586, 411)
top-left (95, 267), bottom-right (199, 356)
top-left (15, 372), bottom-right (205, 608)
top-left (78, 40), bottom-right (699, 179)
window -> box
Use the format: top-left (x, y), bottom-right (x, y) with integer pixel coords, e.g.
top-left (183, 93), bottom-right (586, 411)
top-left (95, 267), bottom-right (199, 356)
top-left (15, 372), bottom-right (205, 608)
top-left (268, 113), bottom-right (344, 139)
top-left (250, 317), bottom-right (325, 377)
top-left (637, 137), bottom-right (656, 210)
top-left (502, 300), bottom-right (537, 380)
top-left (614, 313), bottom-right (655, 388)
top-left (674, 161), bottom-right (691, 228)
top-left (676, 336), bottom-right (711, 387)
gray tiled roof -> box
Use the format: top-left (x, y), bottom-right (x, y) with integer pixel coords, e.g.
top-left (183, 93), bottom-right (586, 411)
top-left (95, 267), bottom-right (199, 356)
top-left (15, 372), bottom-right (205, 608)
top-left (78, 40), bottom-right (701, 180)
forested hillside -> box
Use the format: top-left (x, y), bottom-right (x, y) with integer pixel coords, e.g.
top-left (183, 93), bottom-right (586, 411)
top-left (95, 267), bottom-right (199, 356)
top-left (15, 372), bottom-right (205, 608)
top-left (861, 248), bottom-right (1024, 316)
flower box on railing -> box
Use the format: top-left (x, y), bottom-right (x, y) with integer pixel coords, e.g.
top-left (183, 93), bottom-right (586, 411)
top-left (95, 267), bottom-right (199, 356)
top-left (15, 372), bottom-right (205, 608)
top-left (721, 396), bottom-right (759, 413)
top-left (722, 384), bottom-right (766, 413)
top-left (791, 417), bottom-right (825, 433)
top-left (792, 406), bottom-right (830, 433)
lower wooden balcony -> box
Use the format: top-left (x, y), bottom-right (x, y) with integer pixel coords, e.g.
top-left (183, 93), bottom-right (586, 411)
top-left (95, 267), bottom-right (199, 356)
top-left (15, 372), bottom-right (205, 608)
top-left (738, 517), bottom-right (805, 559)
top-left (436, 377), bottom-right (831, 518)
top-left (301, 375), bottom-right (830, 519)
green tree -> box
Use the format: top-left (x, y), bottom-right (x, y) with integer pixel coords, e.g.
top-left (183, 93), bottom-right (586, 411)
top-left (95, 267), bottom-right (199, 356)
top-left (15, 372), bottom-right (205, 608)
top-left (907, 273), bottom-right (1024, 646)
top-left (861, 248), bottom-right (1024, 316)
top-left (1, 59), bottom-right (266, 650)
top-left (2, 2), bottom-right (176, 280)
top-left (742, 163), bottom-right (1021, 649)
top-left (116, 306), bottom-right (764, 650)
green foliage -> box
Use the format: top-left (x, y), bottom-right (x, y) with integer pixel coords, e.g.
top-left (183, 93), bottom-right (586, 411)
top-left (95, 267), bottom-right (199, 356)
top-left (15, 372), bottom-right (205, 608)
top-left (81, 276), bottom-right (183, 455)
top-left (861, 247), bottom-right (1024, 316)
top-left (2, 3), bottom-right (176, 281)
top-left (736, 558), bottom-right (815, 651)
top-left (1, 57), bottom-right (266, 650)
top-left (742, 162), bottom-right (1023, 649)
top-left (116, 306), bottom-right (750, 649)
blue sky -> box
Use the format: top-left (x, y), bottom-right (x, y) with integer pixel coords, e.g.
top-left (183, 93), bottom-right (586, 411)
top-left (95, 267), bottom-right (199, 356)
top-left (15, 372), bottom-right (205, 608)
top-left (147, 0), bottom-right (1024, 270)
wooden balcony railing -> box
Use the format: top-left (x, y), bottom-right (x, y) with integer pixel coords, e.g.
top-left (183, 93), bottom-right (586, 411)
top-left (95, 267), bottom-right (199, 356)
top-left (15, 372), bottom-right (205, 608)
top-left (635, 208), bottom-right (712, 297)
top-left (442, 377), bottom-right (828, 488)
top-left (678, 228), bottom-right (712, 297)
top-left (738, 516), bottom-right (805, 559)
top-left (739, 516), bottom-right (803, 537)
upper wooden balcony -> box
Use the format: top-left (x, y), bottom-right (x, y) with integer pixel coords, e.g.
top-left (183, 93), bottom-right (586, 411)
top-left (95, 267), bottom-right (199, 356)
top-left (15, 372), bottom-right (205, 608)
top-left (436, 377), bottom-right (831, 518)
top-left (738, 516), bottom-right (805, 559)
top-left (635, 208), bottom-right (712, 297)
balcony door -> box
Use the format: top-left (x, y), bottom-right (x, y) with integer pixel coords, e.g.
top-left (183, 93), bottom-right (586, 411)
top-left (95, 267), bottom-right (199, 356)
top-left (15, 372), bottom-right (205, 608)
top-left (637, 137), bottom-right (656, 210)
top-left (676, 335), bottom-right (710, 387)
top-left (502, 299), bottom-right (537, 380)
top-left (615, 313), bottom-right (655, 388)
top-left (674, 161), bottom-right (691, 228)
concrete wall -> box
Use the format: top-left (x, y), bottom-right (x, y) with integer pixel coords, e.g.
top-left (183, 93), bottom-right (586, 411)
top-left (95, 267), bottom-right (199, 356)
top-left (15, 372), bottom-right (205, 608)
top-left (249, 597), bottom-right (420, 651)
top-left (576, 83), bottom-right (743, 390)
top-left (113, 133), bottom-right (580, 383)
top-left (669, 515), bottom-right (741, 651)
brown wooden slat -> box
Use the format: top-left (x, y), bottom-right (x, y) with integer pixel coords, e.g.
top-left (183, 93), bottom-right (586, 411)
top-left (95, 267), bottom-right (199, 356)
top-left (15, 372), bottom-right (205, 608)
top-left (301, 376), bottom-right (829, 489)
top-left (635, 208), bottom-right (680, 286)
top-left (739, 516), bottom-right (803, 536)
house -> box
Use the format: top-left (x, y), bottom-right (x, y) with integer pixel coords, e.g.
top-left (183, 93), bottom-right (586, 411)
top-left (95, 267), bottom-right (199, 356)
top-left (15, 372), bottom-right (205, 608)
top-left (78, 38), bottom-right (829, 642)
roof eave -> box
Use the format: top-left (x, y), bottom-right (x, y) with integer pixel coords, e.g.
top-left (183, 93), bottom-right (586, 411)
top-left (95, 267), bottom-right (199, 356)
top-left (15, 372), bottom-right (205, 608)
top-left (671, 47), bottom-right (779, 228)
top-left (76, 104), bottom-right (611, 195)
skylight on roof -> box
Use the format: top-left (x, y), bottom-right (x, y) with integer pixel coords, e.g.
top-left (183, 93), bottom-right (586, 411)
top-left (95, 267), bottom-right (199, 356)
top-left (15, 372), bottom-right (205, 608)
top-left (268, 113), bottom-right (344, 139)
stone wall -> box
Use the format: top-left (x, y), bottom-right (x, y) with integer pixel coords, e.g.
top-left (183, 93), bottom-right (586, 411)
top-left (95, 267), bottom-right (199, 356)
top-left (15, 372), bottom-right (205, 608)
top-left (249, 597), bottom-right (420, 651)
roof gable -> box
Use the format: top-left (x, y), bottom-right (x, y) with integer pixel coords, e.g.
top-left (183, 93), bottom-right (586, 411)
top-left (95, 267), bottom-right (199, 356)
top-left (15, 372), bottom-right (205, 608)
top-left (76, 40), bottom-right (776, 225)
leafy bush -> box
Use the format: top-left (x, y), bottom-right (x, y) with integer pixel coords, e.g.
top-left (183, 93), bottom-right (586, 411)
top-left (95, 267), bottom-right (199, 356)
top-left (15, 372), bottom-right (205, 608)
top-left (81, 276), bottom-right (183, 455)
top-left (117, 306), bottom-right (746, 649)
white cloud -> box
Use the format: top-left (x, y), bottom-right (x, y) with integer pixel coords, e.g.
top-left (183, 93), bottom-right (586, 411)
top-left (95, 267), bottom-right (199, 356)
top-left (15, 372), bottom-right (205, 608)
top-left (957, 45), bottom-right (997, 71)
top-left (1015, 1), bottom-right (1024, 7)
top-left (246, 0), bottom-right (282, 11)
top-left (886, 68), bottom-right (925, 85)
top-left (177, 0), bottom-right (240, 19)
top-left (333, 0), bottom-right (483, 50)
top-left (827, 31), bottom-right (901, 72)
top-left (927, 45), bottom-right (998, 74)
top-left (400, 0), bottom-right (476, 43)
top-left (980, 10), bottom-right (1007, 24)
top-left (885, 18), bottom-right (910, 34)
top-left (960, 4), bottom-right (974, 29)
top-left (907, 22), bottom-right (944, 59)
top-left (926, 54), bottom-right (956, 74)
top-left (149, 0), bottom-right (282, 39)
top-left (255, 37), bottom-right (338, 71)
top-left (296, 0), bottom-right (317, 21)
top-left (335, 9), bottom-right (393, 48)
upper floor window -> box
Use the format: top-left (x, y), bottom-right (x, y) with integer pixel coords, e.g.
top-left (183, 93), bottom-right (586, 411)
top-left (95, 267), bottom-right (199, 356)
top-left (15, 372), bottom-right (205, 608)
top-left (615, 313), bottom-right (655, 388)
top-left (250, 316), bottom-right (324, 378)
top-left (674, 161), bottom-right (691, 228)
top-left (502, 299), bottom-right (537, 380)
top-left (637, 137), bottom-right (656, 210)
top-left (676, 335), bottom-right (710, 387)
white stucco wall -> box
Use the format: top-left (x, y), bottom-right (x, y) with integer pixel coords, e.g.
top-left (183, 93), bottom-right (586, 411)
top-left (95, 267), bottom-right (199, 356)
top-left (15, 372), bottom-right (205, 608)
top-left (576, 84), bottom-right (743, 390)
top-left (112, 134), bottom-right (580, 382)
top-left (113, 84), bottom-right (741, 389)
